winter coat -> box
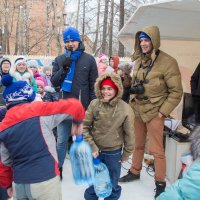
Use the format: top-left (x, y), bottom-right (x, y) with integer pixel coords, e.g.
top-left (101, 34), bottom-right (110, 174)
top-left (83, 73), bottom-right (134, 161)
top-left (191, 63), bottom-right (200, 96)
top-left (157, 161), bottom-right (200, 200)
top-left (130, 26), bottom-right (183, 122)
top-left (51, 43), bottom-right (98, 110)
top-left (0, 161), bottom-right (12, 188)
top-left (0, 99), bottom-right (85, 184)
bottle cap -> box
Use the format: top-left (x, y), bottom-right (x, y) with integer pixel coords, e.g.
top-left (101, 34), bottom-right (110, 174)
top-left (93, 157), bottom-right (101, 165)
top-left (75, 134), bottom-right (83, 142)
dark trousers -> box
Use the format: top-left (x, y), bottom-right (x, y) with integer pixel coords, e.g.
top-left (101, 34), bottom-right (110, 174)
top-left (84, 148), bottom-right (122, 200)
top-left (0, 187), bottom-right (8, 200)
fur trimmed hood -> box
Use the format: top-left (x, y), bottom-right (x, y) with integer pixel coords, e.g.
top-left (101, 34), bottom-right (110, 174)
top-left (95, 73), bottom-right (123, 105)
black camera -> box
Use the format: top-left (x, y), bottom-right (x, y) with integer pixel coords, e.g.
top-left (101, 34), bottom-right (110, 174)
top-left (130, 82), bottom-right (145, 94)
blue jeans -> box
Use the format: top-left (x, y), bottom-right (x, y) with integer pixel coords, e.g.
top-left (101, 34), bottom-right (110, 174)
top-left (57, 119), bottom-right (72, 168)
top-left (84, 148), bottom-right (122, 200)
top-left (0, 187), bottom-right (8, 200)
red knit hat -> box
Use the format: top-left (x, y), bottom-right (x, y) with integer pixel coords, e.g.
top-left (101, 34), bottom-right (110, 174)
top-left (100, 78), bottom-right (118, 93)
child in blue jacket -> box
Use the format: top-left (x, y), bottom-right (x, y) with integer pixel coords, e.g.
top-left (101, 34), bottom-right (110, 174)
top-left (157, 126), bottom-right (200, 200)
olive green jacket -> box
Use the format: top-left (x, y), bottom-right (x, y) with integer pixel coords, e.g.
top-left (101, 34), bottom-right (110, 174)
top-left (130, 26), bottom-right (183, 122)
top-left (83, 73), bottom-right (134, 161)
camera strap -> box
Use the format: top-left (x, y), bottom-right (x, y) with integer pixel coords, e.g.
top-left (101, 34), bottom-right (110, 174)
top-left (143, 50), bottom-right (160, 82)
top-left (133, 50), bottom-right (160, 85)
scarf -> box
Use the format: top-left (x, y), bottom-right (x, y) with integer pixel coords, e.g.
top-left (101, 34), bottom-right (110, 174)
top-left (61, 49), bottom-right (83, 92)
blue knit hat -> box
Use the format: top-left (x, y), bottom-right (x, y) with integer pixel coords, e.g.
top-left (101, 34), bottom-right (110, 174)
top-left (27, 59), bottom-right (38, 68)
top-left (63, 27), bottom-right (81, 43)
top-left (139, 32), bottom-right (151, 41)
top-left (1, 74), bottom-right (36, 104)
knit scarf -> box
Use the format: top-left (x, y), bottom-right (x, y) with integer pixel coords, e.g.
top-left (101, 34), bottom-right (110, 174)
top-left (62, 49), bottom-right (83, 92)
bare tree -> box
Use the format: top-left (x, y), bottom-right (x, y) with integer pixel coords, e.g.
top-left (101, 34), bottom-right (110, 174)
top-left (118, 0), bottom-right (124, 57)
top-left (92, 0), bottom-right (101, 53)
top-left (101, 0), bottom-right (109, 53)
top-left (108, 0), bottom-right (114, 57)
top-left (45, 0), bottom-right (51, 55)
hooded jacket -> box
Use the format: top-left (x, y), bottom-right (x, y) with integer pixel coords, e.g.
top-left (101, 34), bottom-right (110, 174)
top-left (130, 26), bottom-right (183, 122)
top-left (83, 73), bottom-right (134, 161)
top-left (0, 99), bottom-right (85, 184)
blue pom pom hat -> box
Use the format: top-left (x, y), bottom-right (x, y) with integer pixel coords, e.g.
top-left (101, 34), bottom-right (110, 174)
top-left (1, 74), bottom-right (36, 104)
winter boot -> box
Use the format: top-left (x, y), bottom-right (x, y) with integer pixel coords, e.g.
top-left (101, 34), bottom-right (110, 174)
top-left (119, 170), bottom-right (140, 182)
top-left (59, 167), bottom-right (63, 180)
top-left (154, 181), bottom-right (166, 199)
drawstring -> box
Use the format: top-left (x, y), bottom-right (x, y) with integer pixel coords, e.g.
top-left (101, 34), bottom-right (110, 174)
top-left (112, 104), bottom-right (118, 117)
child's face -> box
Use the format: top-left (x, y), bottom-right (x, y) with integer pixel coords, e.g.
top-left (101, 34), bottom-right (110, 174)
top-left (29, 66), bottom-right (37, 73)
top-left (45, 69), bottom-right (51, 76)
top-left (109, 59), bottom-right (114, 67)
top-left (16, 62), bottom-right (27, 73)
top-left (101, 85), bottom-right (116, 102)
top-left (37, 86), bottom-right (44, 94)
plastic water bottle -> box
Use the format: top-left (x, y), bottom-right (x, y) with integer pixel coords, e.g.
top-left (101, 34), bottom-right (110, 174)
top-left (69, 134), bottom-right (94, 185)
top-left (93, 158), bottom-right (112, 198)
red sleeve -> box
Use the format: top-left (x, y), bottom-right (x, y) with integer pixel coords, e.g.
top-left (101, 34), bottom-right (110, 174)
top-left (0, 98), bottom-right (85, 131)
top-left (0, 161), bottom-right (13, 188)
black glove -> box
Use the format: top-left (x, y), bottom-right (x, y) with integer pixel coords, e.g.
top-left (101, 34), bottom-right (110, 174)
top-left (62, 57), bottom-right (72, 70)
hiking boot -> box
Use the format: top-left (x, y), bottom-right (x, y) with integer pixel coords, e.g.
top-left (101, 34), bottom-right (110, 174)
top-left (119, 170), bottom-right (140, 182)
top-left (154, 181), bottom-right (166, 199)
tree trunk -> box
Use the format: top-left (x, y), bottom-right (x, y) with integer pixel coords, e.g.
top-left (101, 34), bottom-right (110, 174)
top-left (51, 0), bottom-right (62, 54)
top-left (108, 0), bottom-right (114, 57)
top-left (92, 0), bottom-right (101, 53)
top-left (46, 0), bottom-right (51, 56)
top-left (76, 0), bottom-right (81, 29)
top-left (101, 0), bottom-right (109, 53)
top-left (118, 0), bottom-right (124, 57)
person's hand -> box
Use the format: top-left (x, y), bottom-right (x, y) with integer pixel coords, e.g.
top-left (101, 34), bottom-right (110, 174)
top-left (71, 123), bottom-right (83, 136)
top-left (7, 187), bottom-right (13, 197)
top-left (62, 57), bottom-right (72, 70)
top-left (92, 151), bottom-right (99, 158)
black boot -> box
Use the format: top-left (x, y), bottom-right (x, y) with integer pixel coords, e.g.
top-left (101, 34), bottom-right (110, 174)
top-left (154, 181), bottom-right (166, 199)
top-left (119, 170), bottom-right (140, 182)
top-left (59, 167), bottom-right (63, 180)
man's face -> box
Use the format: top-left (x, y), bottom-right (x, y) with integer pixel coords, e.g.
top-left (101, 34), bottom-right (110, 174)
top-left (139, 38), bottom-right (153, 54)
top-left (65, 40), bottom-right (79, 51)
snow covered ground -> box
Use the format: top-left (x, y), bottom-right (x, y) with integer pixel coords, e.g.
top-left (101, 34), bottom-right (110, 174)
top-left (62, 157), bottom-right (157, 200)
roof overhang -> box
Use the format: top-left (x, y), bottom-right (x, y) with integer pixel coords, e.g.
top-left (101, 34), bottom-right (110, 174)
top-left (118, 0), bottom-right (200, 52)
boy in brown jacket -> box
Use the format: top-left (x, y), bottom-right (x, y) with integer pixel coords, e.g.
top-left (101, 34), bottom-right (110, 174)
top-left (83, 73), bottom-right (134, 200)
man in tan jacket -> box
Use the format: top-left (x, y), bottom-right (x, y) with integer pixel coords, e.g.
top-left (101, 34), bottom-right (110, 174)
top-left (119, 26), bottom-right (183, 198)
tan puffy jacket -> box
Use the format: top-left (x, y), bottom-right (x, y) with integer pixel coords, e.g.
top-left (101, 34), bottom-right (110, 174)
top-left (130, 26), bottom-right (183, 122)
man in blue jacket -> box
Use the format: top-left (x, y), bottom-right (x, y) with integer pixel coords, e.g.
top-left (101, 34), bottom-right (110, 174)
top-left (51, 27), bottom-right (98, 178)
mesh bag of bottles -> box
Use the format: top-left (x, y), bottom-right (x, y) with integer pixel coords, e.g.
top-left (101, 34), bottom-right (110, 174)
top-left (69, 134), bottom-right (94, 185)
